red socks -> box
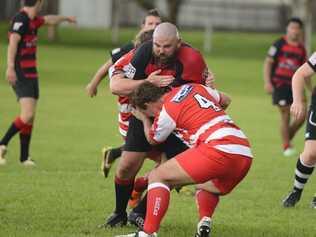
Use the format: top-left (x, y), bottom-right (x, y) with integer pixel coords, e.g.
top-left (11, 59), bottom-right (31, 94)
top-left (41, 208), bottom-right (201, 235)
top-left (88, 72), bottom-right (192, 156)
top-left (144, 182), bottom-right (170, 234)
top-left (196, 190), bottom-right (219, 219)
top-left (134, 176), bottom-right (148, 193)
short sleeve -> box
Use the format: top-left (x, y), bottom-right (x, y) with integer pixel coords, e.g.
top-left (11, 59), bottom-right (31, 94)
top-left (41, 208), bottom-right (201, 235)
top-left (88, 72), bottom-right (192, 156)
top-left (150, 106), bottom-right (177, 143)
top-left (267, 38), bottom-right (284, 59)
top-left (110, 42), bottom-right (134, 63)
top-left (307, 52), bottom-right (316, 72)
top-left (9, 13), bottom-right (29, 36)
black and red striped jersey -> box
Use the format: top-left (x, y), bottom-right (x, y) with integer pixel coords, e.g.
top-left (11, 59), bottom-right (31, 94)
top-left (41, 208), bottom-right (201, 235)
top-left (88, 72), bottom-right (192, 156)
top-left (9, 10), bottom-right (45, 80)
top-left (267, 36), bottom-right (306, 88)
top-left (123, 41), bottom-right (208, 86)
top-left (110, 42), bottom-right (134, 64)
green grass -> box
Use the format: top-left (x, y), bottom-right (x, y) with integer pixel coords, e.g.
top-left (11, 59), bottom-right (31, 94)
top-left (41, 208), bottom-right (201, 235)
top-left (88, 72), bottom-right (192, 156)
top-left (1, 25), bottom-right (316, 237)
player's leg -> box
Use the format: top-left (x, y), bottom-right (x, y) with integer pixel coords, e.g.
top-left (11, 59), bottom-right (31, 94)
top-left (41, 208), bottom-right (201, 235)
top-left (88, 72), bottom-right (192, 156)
top-left (143, 157), bottom-right (195, 235)
top-left (272, 86), bottom-right (295, 156)
top-left (104, 151), bottom-right (146, 227)
top-left (101, 145), bottom-right (124, 178)
top-left (105, 116), bottom-right (151, 227)
top-left (283, 141), bottom-right (316, 207)
top-left (194, 148), bottom-right (252, 237)
top-left (0, 79), bottom-right (37, 165)
top-left (194, 181), bottom-right (220, 237)
top-left (283, 106), bottom-right (316, 207)
top-left (278, 105), bottom-right (293, 156)
top-left (19, 97), bottom-right (37, 165)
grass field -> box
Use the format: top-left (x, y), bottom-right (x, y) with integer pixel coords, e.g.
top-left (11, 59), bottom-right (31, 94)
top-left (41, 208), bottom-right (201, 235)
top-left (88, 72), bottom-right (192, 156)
top-left (1, 25), bottom-right (316, 237)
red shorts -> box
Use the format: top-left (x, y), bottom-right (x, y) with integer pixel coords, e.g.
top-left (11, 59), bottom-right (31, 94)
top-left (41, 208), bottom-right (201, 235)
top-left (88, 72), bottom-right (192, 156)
top-left (175, 143), bottom-right (252, 195)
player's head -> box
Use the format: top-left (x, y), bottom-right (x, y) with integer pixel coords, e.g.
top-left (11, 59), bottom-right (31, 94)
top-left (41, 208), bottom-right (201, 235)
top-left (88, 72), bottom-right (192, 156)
top-left (134, 29), bottom-right (154, 48)
top-left (286, 17), bottom-right (304, 42)
top-left (141, 9), bottom-right (162, 31)
top-left (22, 0), bottom-right (44, 11)
top-left (130, 82), bottom-right (167, 117)
top-left (153, 22), bottom-right (181, 64)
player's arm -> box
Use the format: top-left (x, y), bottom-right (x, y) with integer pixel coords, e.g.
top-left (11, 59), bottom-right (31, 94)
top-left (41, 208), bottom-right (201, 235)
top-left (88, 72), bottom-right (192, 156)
top-left (263, 56), bottom-right (274, 94)
top-left (204, 86), bottom-right (231, 110)
top-left (133, 106), bottom-right (176, 145)
top-left (291, 62), bottom-right (315, 121)
top-left (110, 72), bottom-right (147, 96)
top-left (110, 69), bottom-right (174, 96)
top-left (86, 59), bottom-right (113, 97)
top-left (218, 92), bottom-right (231, 110)
top-left (6, 33), bottom-right (21, 86)
top-left (43, 15), bottom-right (76, 25)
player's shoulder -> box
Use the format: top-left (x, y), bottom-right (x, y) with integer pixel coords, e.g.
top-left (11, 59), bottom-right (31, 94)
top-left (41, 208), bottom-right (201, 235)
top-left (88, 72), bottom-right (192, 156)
top-left (177, 43), bottom-right (204, 65)
top-left (273, 37), bottom-right (286, 48)
top-left (178, 43), bottom-right (201, 57)
top-left (130, 40), bottom-right (153, 67)
top-left (168, 84), bottom-right (195, 103)
top-left (12, 11), bottom-right (29, 23)
top-left (120, 42), bottom-right (134, 52)
top-left (115, 49), bottom-right (136, 65)
top-left (134, 40), bottom-right (153, 56)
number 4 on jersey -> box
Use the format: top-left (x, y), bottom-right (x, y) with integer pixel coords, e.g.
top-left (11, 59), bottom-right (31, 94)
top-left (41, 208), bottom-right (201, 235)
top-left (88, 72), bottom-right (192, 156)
top-left (194, 94), bottom-right (221, 111)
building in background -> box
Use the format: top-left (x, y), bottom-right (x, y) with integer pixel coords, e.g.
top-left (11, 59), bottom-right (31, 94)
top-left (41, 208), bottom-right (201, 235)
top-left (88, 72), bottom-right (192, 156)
top-left (0, 0), bottom-right (313, 32)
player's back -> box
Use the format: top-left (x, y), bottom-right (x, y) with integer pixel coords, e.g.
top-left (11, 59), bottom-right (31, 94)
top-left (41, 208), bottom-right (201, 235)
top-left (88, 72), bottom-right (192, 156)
top-left (164, 84), bottom-right (233, 144)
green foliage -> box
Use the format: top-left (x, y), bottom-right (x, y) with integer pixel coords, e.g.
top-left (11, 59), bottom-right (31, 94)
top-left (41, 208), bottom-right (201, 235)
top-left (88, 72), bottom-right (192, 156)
top-left (1, 26), bottom-right (316, 237)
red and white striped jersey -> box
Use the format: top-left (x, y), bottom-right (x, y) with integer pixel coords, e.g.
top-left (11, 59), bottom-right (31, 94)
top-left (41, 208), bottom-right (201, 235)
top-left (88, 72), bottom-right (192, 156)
top-left (150, 84), bottom-right (253, 158)
top-left (109, 49), bottom-right (136, 137)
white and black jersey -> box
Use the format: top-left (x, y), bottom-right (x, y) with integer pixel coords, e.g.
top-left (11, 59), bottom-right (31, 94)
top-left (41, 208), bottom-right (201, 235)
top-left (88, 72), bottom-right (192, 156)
top-left (307, 52), bottom-right (316, 105)
top-left (305, 52), bottom-right (316, 140)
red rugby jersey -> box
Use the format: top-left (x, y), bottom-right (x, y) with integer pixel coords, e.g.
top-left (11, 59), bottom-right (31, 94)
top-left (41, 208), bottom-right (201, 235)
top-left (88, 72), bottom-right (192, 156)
top-left (150, 84), bottom-right (253, 158)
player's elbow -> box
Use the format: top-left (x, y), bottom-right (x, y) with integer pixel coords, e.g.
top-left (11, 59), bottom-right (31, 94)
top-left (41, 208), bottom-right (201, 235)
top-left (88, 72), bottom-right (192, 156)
top-left (220, 93), bottom-right (231, 110)
top-left (109, 76), bottom-right (122, 95)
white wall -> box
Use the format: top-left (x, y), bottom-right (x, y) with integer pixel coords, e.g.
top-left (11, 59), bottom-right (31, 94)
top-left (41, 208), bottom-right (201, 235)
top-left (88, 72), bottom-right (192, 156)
top-left (59, 0), bottom-right (112, 28)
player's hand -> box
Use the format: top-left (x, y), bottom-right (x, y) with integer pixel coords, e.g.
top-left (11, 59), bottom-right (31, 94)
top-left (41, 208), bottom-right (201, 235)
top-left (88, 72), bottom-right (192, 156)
top-left (205, 71), bottom-right (215, 88)
top-left (147, 69), bottom-right (175, 87)
top-left (291, 101), bottom-right (306, 121)
top-left (264, 82), bottom-right (273, 94)
top-left (86, 82), bottom-right (98, 97)
top-left (6, 67), bottom-right (17, 86)
top-left (67, 16), bottom-right (77, 24)
top-left (132, 108), bottom-right (146, 121)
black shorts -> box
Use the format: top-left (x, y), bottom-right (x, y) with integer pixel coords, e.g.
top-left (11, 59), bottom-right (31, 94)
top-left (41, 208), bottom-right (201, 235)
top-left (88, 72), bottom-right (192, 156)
top-left (305, 105), bottom-right (316, 140)
top-left (12, 77), bottom-right (39, 100)
top-left (158, 133), bottom-right (189, 159)
top-left (272, 85), bottom-right (292, 106)
top-left (124, 116), bottom-right (188, 157)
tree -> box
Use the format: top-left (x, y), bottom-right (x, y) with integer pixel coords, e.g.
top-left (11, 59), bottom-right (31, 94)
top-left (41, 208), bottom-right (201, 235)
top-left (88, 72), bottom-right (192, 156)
top-left (42, 0), bottom-right (60, 41)
top-left (290, 0), bottom-right (313, 54)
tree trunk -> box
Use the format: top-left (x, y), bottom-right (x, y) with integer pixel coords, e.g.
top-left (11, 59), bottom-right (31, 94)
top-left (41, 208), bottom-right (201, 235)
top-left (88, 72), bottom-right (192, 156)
top-left (44, 0), bottom-right (60, 42)
top-left (166, 0), bottom-right (183, 25)
top-left (133, 0), bottom-right (155, 11)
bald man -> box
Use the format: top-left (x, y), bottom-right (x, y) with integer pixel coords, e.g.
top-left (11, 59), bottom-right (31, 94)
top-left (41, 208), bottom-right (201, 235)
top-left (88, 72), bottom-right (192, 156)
top-left (104, 22), bottom-right (210, 228)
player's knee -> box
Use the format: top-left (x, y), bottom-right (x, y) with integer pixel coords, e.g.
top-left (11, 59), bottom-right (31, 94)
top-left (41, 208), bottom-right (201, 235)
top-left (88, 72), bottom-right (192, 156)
top-left (301, 150), bottom-right (316, 166)
top-left (116, 155), bottom-right (142, 179)
top-left (116, 162), bottom-right (135, 179)
top-left (148, 169), bottom-right (163, 183)
top-left (148, 169), bottom-right (171, 186)
top-left (20, 113), bottom-right (35, 124)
